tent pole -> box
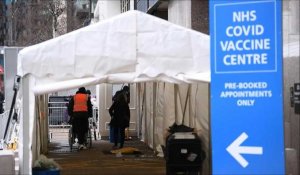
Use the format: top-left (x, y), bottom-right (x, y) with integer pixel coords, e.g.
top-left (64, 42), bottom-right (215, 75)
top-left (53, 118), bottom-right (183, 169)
top-left (20, 75), bottom-right (33, 175)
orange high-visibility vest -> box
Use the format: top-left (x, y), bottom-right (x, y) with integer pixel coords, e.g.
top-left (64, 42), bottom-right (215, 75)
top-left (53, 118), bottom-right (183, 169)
top-left (73, 94), bottom-right (88, 112)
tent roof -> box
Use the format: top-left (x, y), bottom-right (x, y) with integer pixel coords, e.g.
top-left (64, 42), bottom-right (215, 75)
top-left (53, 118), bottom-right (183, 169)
top-left (17, 10), bottom-right (210, 94)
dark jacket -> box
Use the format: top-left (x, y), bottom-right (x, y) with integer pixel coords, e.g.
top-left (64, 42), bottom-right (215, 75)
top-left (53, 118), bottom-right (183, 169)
top-left (109, 92), bottom-right (130, 128)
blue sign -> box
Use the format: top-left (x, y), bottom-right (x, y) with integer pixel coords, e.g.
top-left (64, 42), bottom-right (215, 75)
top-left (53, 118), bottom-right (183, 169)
top-left (210, 0), bottom-right (285, 174)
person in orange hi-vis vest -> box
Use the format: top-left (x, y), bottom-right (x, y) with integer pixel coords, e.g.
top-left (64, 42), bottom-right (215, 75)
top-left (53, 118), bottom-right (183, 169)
top-left (68, 87), bottom-right (93, 150)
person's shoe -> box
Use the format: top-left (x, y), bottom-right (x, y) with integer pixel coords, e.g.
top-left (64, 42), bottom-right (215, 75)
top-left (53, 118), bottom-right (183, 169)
top-left (78, 144), bottom-right (83, 150)
top-left (78, 144), bottom-right (87, 150)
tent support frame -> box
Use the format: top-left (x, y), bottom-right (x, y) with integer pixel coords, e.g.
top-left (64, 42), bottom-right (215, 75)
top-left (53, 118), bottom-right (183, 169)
top-left (20, 75), bottom-right (34, 175)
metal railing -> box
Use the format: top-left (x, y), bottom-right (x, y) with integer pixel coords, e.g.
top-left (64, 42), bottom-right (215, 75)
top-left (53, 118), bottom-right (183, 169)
top-left (48, 101), bottom-right (98, 127)
top-left (48, 101), bottom-right (69, 127)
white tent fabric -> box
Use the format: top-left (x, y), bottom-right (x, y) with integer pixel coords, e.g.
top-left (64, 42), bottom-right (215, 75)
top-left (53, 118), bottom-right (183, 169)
top-left (18, 10), bottom-right (210, 94)
top-left (283, 41), bottom-right (299, 58)
top-left (17, 10), bottom-right (210, 174)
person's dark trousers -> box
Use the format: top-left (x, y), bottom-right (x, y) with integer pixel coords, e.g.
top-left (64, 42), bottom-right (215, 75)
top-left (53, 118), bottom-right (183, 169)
top-left (73, 113), bottom-right (89, 145)
top-left (113, 127), bottom-right (125, 148)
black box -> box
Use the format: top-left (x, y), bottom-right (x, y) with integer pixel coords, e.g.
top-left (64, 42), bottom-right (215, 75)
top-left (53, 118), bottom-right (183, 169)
top-left (165, 132), bottom-right (205, 174)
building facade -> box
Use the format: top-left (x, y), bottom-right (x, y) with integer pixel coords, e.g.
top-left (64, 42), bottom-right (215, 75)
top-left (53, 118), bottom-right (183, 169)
top-left (3, 0), bottom-right (98, 46)
top-left (0, 0), bottom-right (7, 46)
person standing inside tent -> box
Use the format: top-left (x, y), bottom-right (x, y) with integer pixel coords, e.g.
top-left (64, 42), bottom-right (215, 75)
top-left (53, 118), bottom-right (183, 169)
top-left (109, 86), bottom-right (130, 149)
top-left (68, 87), bottom-right (93, 150)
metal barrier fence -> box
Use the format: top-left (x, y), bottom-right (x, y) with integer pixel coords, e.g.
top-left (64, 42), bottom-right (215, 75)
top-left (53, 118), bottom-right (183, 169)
top-left (48, 102), bottom-right (69, 126)
top-left (48, 101), bottom-right (98, 127)
top-left (0, 111), bottom-right (9, 139)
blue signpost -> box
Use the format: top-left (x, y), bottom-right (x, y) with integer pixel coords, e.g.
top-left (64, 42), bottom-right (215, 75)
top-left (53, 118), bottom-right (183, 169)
top-left (210, 0), bottom-right (285, 174)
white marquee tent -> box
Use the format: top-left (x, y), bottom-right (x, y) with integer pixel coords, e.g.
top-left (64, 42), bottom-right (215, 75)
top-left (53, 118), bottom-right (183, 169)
top-left (17, 10), bottom-right (210, 174)
top-left (14, 7), bottom-right (300, 175)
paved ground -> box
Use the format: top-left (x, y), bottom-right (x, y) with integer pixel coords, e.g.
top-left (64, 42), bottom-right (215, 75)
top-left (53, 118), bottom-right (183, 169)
top-left (47, 129), bottom-right (166, 175)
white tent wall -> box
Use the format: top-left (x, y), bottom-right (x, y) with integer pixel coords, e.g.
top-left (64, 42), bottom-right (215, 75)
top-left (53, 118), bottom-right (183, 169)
top-left (282, 3), bottom-right (300, 173)
top-left (154, 83), bottom-right (166, 146)
top-left (283, 42), bottom-right (300, 173)
top-left (99, 83), bottom-right (112, 137)
top-left (137, 82), bottom-right (210, 174)
top-left (35, 94), bottom-right (49, 155)
top-left (19, 76), bottom-right (49, 175)
top-left (283, 55), bottom-right (299, 148)
top-left (145, 83), bottom-right (155, 148)
top-left (136, 83), bottom-right (144, 140)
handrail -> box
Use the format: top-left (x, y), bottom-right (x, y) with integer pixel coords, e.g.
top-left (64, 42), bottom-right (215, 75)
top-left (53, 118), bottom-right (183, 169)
top-left (3, 76), bottom-right (21, 144)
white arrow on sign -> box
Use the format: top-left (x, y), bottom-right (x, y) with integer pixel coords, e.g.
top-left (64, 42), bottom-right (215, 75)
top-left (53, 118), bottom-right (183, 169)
top-left (226, 132), bottom-right (263, 168)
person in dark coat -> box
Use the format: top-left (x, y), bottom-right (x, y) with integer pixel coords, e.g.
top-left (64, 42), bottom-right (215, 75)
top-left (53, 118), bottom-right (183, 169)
top-left (109, 86), bottom-right (130, 149)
